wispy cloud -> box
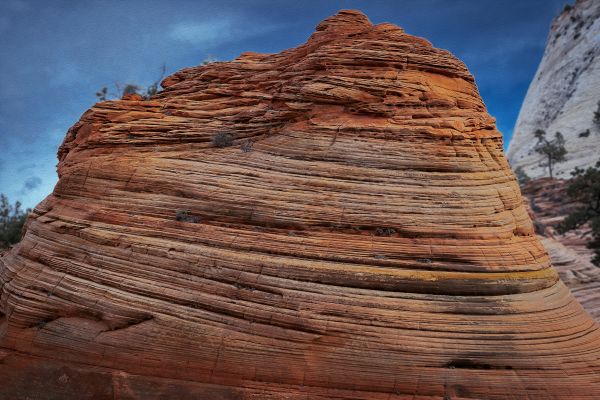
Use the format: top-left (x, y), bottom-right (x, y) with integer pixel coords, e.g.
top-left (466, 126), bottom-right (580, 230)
top-left (169, 20), bottom-right (235, 46)
top-left (19, 176), bottom-right (42, 195)
top-left (168, 16), bottom-right (282, 48)
top-left (17, 163), bottom-right (37, 172)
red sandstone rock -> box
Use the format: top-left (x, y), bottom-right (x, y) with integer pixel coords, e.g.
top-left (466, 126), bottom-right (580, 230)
top-left (121, 92), bottom-right (144, 101)
top-left (521, 177), bottom-right (600, 322)
top-left (2, 9), bottom-right (600, 399)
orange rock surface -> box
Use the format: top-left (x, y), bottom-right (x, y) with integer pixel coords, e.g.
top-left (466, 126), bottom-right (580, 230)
top-left (2, 10), bottom-right (600, 399)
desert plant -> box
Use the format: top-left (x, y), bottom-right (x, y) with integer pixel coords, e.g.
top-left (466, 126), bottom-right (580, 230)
top-left (594, 100), bottom-right (600, 128)
top-left (95, 64), bottom-right (166, 101)
top-left (534, 129), bottom-right (567, 178)
top-left (579, 129), bottom-right (591, 138)
top-left (0, 194), bottom-right (30, 248)
top-left (212, 132), bottom-right (234, 148)
top-left (122, 84), bottom-right (141, 96)
top-left (514, 166), bottom-right (531, 187)
top-left (557, 161), bottom-right (600, 266)
top-left (241, 139), bottom-right (253, 152)
top-left (95, 87), bottom-right (108, 101)
top-left (175, 210), bottom-right (200, 223)
top-left (144, 64), bottom-right (167, 98)
top-left (375, 227), bottom-right (396, 237)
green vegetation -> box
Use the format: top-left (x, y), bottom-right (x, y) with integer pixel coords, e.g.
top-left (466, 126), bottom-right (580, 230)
top-left (514, 166), bottom-right (531, 187)
top-left (241, 139), bottom-right (253, 153)
top-left (94, 58), bottom-right (217, 102)
top-left (557, 161), bottom-right (600, 266)
top-left (594, 100), bottom-right (600, 128)
top-left (534, 129), bottom-right (567, 178)
top-left (175, 210), bottom-right (200, 223)
top-left (579, 129), bottom-right (591, 138)
top-left (0, 194), bottom-right (29, 248)
top-left (212, 132), bottom-right (234, 148)
top-left (95, 64), bottom-right (166, 101)
top-left (375, 227), bottom-right (396, 237)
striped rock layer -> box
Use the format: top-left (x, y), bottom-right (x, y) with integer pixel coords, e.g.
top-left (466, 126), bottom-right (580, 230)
top-left (2, 10), bottom-right (600, 399)
top-left (522, 177), bottom-right (600, 322)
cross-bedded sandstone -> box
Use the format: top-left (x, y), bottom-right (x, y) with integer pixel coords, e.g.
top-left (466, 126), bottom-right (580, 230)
top-left (1, 10), bottom-right (600, 399)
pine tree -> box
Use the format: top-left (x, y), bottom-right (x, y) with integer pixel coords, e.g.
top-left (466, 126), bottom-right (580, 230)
top-left (534, 129), bottom-right (567, 178)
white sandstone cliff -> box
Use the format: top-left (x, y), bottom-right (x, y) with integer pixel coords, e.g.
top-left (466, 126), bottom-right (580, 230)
top-left (508, 0), bottom-right (600, 178)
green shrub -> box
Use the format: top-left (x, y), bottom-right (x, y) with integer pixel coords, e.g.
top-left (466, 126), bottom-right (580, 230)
top-left (557, 161), bottom-right (600, 266)
top-left (375, 227), bottom-right (396, 237)
top-left (175, 210), bottom-right (200, 223)
top-left (534, 129), bottom-right (567, 178)
top-left (594, 100), bottom-right (600, 128)
top-left (241, 139), bottom-right (253, 152)
top-left (212, 132), bottom-right (234, 148)
top-left (0, 194), bottom-right (29, 248)
top-left (95, 64), bottom-right (166, 101)
top-left (579, 129), bottom-right (591, 138)
top-left (514, 166), bottom-right (531, 186)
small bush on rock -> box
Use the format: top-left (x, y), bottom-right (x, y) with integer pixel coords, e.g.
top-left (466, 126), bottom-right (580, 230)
top-left (557, 161), bottom-right (600, 266)
top-left (375, 227), bottom-right (396, 237)
top-left (212, 132), bottom-right (234, 148)
top-left (579, 130), bottom-right (591, 138)
top-left (594, 100), bottom-right (600, 128)
top-left (514, 166), bottom-right (531, 187)
top-left (241, 139), bottom-right (253, 152)
top-left (175, 210), bottom-right (200, 223)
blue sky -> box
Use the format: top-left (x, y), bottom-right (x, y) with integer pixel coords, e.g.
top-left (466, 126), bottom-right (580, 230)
top-left (0, 0), bottom-right (568, 208)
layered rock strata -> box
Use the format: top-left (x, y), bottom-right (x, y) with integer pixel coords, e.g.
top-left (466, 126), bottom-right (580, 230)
top-left (508, 0), bottom-right (600, 178)
top-left (521, 177), bottom-right (600, 321)
top-left (2, 10), bottom-right (600, 399)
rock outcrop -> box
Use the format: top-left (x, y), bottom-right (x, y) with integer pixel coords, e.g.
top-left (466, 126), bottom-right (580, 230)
top-left (508, 0), bottom-right (600, 178)
top-left (2, 10), bottom-right (600, 399)
top-left (521, 177), bottom-right (600, 321)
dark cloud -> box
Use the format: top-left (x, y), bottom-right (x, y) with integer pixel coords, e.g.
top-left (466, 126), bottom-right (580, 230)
top-left (20, 176), bottom-right (42, 194)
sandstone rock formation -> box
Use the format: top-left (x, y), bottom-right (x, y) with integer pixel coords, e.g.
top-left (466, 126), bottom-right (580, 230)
top-left (2, 9), bottom-right (600, 399)
top-left (521, 177), bottom-right (600, 321)
top-left (508, 0), bottom-right (600, 179)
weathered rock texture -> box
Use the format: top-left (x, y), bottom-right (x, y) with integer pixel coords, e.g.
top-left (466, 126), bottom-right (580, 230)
top-left (508, 0), bottom-right (600, 178)
top-left (521, 177), bottom-right (600, 321)
top-left (2, 10), bottom-right (600, 399)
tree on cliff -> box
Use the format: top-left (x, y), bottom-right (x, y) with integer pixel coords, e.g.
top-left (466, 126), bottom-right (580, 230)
top-left (534, 129), bottom-right (567, 178)
top-left (0, 194), bottom-right (29, 248)
top-left (557, 161), bottom-right (600, 266)
top-left (594, 100), bottom-right (600, 128)
top-left (95, 59), bottom-right (215, 102)
top-left (96, 64), bottom-right (166, 101)
top-left (514, 166), bottom-right (530, 187)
